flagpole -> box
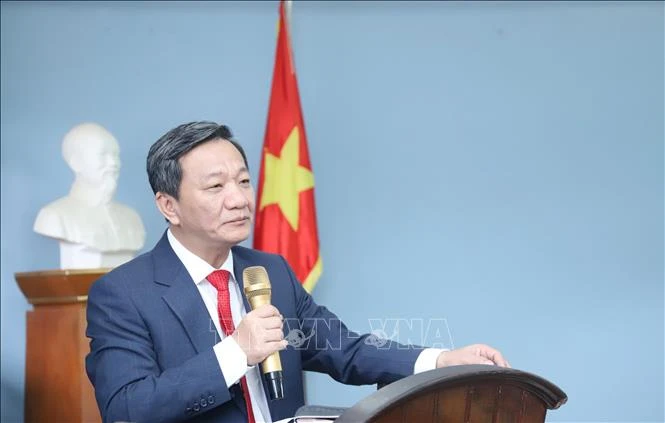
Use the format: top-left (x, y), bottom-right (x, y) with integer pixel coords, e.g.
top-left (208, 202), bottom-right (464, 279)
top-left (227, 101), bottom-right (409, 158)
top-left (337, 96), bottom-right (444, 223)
top-left (284, 0), bottom-right (295, 74)
top-left (285, 0), bottom-right (292, 25)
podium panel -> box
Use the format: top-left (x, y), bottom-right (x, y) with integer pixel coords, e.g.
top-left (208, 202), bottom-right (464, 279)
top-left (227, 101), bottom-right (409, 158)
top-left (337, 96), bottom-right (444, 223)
top-left (337, 365), bottom-right (567, 423)
top-left (16, 269), bottom-right (107, 423)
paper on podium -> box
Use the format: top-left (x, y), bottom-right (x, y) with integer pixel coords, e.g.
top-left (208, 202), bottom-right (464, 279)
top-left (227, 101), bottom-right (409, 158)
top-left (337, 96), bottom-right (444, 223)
top-left (275, 405), bottom-right (347, 423)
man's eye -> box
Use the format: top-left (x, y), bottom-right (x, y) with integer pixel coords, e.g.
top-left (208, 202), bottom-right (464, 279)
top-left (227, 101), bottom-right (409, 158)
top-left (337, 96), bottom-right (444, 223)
top-left (209, 184), bottom-right (223, 189)
top-left (240, 179), bottom-right (251, 186)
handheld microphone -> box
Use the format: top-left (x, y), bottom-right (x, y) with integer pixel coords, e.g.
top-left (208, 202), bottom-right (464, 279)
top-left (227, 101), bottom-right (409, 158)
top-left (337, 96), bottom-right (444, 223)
top-left (242, 266), bottom-right (284, 400)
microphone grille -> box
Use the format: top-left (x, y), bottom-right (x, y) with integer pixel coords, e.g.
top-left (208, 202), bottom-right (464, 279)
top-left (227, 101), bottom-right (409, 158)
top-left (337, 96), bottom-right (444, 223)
top-left (243, 266), bottom-right (270, 289)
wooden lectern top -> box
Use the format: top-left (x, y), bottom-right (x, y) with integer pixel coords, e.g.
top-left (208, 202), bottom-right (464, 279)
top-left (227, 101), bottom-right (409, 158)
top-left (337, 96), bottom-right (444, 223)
top-left (15, 268), bottom-right (109, 305)
top-left (337, 364), bottom-right (567, 423)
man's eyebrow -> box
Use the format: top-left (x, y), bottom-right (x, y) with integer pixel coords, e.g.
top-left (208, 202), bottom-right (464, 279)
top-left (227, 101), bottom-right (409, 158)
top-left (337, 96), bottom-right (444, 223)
top-left (201, 167), bottom-right (249, 181)
top-left (201, 171), bottom-right (225, 181)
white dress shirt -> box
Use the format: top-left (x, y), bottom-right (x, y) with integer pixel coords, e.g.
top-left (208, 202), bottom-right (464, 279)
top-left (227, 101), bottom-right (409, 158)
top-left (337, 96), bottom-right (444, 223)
top-left (167, 229), bottom-right (444, 423)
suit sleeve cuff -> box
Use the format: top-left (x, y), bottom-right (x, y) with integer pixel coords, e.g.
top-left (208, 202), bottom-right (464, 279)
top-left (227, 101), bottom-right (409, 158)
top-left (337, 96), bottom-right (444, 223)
top-left (214, 336), bottom-right (252, 388)
top-left (414, 347), bottom-right (448, 374)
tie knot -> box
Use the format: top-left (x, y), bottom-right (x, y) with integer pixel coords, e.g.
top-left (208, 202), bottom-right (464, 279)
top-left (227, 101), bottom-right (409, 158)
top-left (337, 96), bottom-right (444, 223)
top-left (207, 269), bottom-right (231, 292)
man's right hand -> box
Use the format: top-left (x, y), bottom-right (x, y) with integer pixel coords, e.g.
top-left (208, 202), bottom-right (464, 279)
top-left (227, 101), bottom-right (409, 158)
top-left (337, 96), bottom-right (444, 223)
top-left (233, 304), bottom-right (288, 366)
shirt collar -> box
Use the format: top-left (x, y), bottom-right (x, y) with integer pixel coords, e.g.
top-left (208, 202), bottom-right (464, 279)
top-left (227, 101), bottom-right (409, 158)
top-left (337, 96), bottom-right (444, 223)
top-left (167, 229), bottom-right (235, 285)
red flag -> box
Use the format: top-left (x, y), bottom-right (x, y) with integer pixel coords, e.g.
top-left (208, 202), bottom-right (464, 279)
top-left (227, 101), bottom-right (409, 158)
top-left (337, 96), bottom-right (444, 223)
top-left (253, 0), bottom-right (322, 292)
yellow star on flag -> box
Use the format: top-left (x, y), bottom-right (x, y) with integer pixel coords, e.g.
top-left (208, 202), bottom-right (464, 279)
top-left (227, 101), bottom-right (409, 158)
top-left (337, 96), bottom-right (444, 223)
top-left (259, 126), bottom-right (315, 231)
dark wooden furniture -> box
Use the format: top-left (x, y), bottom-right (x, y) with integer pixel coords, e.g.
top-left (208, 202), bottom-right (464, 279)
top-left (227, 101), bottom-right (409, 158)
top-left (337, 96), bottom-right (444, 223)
top-left (336, 364), bottom-right (567, 423)
top-left (15, 269), bottom-right (108, 423)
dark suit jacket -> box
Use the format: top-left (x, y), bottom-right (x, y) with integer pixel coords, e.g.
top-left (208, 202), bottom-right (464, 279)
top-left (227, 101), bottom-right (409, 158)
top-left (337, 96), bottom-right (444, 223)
top-left (85, 232), bottom-right (423, 422)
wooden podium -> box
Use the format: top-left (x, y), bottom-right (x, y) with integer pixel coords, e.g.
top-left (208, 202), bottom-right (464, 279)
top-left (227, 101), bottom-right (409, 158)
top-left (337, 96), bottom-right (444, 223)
top-left (15, 269), bottom-right (108, 423)
top-left (337, 364), bottom-right (567, 422)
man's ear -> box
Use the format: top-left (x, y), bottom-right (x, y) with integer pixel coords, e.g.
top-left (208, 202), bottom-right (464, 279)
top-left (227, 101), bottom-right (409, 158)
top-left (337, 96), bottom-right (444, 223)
top-left (155, 192), bottom-right (180, 225)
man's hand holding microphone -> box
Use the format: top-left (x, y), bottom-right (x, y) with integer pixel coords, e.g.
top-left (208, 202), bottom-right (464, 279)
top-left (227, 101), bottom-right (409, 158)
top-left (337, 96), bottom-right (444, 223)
top-left (232, 304), bottom-right (288, 367)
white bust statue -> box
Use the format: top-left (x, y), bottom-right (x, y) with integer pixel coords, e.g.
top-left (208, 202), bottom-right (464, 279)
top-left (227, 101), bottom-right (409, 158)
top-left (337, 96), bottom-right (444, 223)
top-left (34, 122), bottom-right (146, 269)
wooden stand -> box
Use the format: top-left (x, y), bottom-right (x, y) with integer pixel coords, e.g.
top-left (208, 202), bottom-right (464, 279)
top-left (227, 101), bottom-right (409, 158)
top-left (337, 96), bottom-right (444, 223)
top-left (337, 364), bottom-right (567, 422)
top-left (15, 269), bottom-right (109, 423)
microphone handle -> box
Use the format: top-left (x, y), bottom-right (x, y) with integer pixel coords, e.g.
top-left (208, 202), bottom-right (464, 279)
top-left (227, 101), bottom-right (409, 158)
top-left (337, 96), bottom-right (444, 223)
top-left (246, 289), bottom-right (284, 400)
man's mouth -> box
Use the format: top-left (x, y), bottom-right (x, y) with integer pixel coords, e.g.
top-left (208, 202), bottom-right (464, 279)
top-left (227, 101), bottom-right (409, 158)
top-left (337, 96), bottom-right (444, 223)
top-left (225, 217), bottom-right (249, 225)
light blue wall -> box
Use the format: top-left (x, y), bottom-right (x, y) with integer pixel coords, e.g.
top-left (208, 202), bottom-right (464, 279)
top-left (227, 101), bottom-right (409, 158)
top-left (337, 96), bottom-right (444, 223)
top-left (1, 1), bottom-right (662, 422)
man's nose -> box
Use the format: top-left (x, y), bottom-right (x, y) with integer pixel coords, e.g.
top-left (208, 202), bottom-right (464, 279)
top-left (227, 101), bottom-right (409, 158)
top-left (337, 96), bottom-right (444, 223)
top-left (225, 183), bottom-right (249, 209)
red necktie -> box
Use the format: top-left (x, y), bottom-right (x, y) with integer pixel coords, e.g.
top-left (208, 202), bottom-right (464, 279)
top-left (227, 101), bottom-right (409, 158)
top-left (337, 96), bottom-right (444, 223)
top-left (208, 270), bottom-right (256, 423)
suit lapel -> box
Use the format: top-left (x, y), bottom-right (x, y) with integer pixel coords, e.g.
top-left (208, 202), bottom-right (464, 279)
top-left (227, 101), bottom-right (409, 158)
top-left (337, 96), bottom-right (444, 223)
top-left (232, 246), bottom-right (253, 314)
top-left (153, 232), bottom-right (221, 353)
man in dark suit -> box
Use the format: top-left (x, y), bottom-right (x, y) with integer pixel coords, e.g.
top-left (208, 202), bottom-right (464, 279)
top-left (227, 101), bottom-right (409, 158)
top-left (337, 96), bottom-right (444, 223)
top-left (85, 121), bottom-right (509, 423)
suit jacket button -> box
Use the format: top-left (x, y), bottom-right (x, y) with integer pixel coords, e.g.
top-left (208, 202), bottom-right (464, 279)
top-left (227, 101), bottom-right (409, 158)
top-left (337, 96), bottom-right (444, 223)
top-left (200, 398), bottom-right (208, 407)
top-left (185, 407), bottom-right (192, 415)
top-left (208, 395), bottom-right (215, 404)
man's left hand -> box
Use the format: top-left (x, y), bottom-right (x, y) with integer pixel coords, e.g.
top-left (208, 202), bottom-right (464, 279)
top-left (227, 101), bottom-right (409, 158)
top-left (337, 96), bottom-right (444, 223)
top-left (436, 344), bottom-right (510, 368)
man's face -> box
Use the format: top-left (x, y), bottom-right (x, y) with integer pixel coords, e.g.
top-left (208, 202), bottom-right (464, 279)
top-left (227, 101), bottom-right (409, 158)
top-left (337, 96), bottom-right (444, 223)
top-left (170, 139), bottom-right (255, 249)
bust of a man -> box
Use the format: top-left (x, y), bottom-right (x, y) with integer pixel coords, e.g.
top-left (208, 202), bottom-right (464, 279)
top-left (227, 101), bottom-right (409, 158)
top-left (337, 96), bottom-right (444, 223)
top-left (34, 122), bottom-right (146, 269)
